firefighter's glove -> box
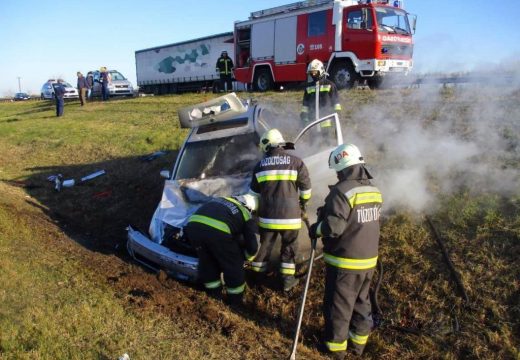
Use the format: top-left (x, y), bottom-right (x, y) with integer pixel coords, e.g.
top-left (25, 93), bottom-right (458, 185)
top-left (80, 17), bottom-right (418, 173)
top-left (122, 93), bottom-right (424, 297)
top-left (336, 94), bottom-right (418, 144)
top-left (308, 222), bottom-right (321, 240)
top-left (299, 198), bottom-right (308, 211)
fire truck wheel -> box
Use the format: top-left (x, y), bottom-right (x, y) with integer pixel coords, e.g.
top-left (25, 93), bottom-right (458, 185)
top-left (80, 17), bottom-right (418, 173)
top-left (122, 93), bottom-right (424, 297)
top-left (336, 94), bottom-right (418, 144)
top-left (367, 76), bottom-right (384, 89)
top-left (330, 62), bottom-right (358, 90)
top-left (253, 68), bottom-right (273, 92)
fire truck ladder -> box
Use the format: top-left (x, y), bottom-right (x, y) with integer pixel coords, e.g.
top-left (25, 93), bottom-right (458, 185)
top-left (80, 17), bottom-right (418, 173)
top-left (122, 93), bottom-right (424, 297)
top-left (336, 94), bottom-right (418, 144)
top-left (250, 0), bottom-right (332, 19)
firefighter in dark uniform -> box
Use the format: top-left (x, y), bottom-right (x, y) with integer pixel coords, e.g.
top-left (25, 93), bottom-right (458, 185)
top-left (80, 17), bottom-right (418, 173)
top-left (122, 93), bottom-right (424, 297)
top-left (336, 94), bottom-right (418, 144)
top-left (184, 194), bottom-right (259, 306)
top-left (215, 50), bottom-right (234, 92)
top-left (309, 143), bottom-right (382, 359)
top-left (300, 59), bottom-right (342, 129)
top-left (249, 129), bottom-right (312, 292)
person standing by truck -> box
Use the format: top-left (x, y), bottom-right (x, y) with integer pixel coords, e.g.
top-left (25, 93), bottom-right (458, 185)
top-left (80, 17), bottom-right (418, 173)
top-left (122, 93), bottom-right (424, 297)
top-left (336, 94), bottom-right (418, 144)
top-left (215, 51), bottom-right (234, 92)
top-left (300, 59), bottom-right (342, 129)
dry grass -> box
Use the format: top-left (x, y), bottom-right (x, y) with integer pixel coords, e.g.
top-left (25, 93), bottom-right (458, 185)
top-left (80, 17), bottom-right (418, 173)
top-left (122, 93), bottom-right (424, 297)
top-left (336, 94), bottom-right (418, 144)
top-left (0, 89), bottom-right (519, 359)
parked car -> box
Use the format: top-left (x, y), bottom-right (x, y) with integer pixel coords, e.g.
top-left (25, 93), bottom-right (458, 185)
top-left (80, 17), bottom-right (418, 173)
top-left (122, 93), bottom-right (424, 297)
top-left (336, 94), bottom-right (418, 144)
top-left (127, 93), bottom-right (344, 281)
top-left (40, 80), bottom-right (79, 100)
top-left (13, 92), bottom-right (31, 101)
top-left (90, 69), bottom-right (134, 97)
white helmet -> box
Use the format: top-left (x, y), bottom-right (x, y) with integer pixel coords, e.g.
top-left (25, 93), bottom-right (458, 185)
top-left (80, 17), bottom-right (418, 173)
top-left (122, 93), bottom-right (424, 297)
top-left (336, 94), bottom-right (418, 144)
top-left (307, 59), bottom-right (325, 78)
top-left (233, 194), bottom-right (258, 212)
top-left (328, 144), bottom-right (365, 172)
top-left (259, 128), bottom-right (285, 153)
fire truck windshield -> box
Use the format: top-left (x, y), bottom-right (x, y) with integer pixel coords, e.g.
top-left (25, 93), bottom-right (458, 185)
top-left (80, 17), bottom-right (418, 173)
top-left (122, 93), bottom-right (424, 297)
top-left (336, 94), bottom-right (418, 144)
top-left (375, 7), bottom-right (410, 35)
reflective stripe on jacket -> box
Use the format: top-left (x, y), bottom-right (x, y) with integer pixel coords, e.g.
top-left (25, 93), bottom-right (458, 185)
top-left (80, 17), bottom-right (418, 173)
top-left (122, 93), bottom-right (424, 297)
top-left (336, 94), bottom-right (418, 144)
top-left (250, 147), bottom-right (312, 230)
top-left (216, 57), bottom-right (234, 75)
top-left (317, 165), bottom-right (382, 271)
top-left (187, 197), bottom-right (258, 257)
top-left (301, 78), bottom-right (342, 124)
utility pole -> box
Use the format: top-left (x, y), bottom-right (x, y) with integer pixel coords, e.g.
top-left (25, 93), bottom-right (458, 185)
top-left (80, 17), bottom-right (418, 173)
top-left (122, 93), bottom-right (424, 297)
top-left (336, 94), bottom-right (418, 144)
top-left (17, 77), bottom-right (21, 93)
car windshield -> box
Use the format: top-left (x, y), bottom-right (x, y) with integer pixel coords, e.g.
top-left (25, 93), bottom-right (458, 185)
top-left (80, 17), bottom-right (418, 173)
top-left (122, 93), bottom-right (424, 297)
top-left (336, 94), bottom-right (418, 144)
top-left (174, 132), bottom-right (262, 180)
top-left (375, 7), bottom-right (410, 34)
top-left (110, 71), bottom-right (126, 81)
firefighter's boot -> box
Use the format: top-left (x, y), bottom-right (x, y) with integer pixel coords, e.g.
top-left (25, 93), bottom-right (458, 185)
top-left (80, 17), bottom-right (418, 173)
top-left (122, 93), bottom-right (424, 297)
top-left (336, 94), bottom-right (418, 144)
top-left (246, 271), bottom-right (265, 287)
top-left (205, 287), bottom-right (223, 301)
top-left (282, 275), bottom-right (299, 292)
top-left (225, 293), bottom-right (244, 307)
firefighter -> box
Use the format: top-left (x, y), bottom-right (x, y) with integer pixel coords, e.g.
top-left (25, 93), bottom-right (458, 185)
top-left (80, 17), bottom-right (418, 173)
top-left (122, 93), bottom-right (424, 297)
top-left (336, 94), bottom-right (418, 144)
top-left (300, 59), bottom-right (342, 129)
top-left (215, 50), bottom-right (234, 92)
top-left (249, 129), bottom-right (312, 292)
top-left (184, 194), bottom-right (259, 306)
top-left (308, 143), bottom-right (382, 359)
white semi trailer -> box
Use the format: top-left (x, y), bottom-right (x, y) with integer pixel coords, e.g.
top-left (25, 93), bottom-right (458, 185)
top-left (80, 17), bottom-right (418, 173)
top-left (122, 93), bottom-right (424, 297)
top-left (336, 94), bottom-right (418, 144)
top-left (135, 32), bottom-right (235, 94)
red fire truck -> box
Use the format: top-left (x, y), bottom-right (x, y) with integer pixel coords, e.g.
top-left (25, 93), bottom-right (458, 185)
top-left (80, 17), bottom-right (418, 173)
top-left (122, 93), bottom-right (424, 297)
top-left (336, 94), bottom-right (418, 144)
top-left (233, 0), bottom-right (416, 91)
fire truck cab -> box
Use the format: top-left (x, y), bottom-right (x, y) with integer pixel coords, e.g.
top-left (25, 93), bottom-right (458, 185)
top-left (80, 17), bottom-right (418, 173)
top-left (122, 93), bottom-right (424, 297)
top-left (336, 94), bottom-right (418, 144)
top-left (234, 0), bottom-right (416, 91)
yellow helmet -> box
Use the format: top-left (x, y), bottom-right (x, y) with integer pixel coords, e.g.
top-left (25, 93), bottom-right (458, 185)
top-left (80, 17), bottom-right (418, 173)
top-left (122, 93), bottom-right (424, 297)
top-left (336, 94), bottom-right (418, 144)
top-left (259, 129), bottom-right (285, 153)
top-left (328, 144), bottom-right (365, 172)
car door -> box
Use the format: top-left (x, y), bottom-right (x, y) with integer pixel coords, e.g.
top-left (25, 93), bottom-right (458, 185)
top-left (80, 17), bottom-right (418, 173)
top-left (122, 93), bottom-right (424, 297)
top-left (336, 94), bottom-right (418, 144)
top-left (288, 113), bottom-right (344, 261)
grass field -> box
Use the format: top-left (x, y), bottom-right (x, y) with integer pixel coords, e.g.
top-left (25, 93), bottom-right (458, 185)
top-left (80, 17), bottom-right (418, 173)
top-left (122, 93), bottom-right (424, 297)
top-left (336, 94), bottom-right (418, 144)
top-left (0, 88), bottom-right (519, 360)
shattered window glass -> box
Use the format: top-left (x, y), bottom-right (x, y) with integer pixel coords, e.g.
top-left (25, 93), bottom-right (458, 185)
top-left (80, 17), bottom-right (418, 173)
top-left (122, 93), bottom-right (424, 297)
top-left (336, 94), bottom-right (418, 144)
top-left (175, 133), bottom-right (262, 180)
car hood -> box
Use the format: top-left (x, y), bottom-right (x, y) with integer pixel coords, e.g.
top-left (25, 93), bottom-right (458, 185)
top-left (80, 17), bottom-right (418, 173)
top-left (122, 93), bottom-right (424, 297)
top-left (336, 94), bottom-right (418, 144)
top-left (149, 174), bottom-right (251, 243)
top-left (111, 80), bottom-right (132, 86)
top-left (148, 148), bottom-right (337, 244)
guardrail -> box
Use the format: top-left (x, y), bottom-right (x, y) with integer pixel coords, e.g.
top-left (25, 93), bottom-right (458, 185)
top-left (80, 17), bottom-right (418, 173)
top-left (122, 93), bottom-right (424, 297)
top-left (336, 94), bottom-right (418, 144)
top-left (409, 75), bottom-right (515, 88)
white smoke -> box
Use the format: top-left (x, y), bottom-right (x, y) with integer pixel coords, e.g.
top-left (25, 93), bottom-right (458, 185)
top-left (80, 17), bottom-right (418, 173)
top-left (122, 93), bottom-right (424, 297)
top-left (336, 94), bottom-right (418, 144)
top-left (255, 77), bottom-right (519, 214)
top-left (347, 82), bottom-right (520, 213)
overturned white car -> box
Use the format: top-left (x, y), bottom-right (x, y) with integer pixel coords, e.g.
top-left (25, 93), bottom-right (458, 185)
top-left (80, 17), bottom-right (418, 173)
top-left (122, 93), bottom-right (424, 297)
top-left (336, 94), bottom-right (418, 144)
top-left (127, 93), bottom-right (343, 281)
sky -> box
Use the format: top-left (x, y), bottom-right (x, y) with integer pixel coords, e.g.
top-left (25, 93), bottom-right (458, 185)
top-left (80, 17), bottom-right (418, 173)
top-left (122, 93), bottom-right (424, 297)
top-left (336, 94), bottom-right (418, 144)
top-left (1, 0), bottom-right (519, 96)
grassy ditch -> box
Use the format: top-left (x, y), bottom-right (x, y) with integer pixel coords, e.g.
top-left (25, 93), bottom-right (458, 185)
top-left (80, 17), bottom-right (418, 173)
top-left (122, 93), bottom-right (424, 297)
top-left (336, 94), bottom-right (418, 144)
top-left (0, 89), bottom-right (519, 359)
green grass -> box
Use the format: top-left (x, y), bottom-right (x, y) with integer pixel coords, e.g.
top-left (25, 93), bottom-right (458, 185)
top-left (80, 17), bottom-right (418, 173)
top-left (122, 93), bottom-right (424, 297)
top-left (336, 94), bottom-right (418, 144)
top-left (0, 91), bottom-right (519, 359)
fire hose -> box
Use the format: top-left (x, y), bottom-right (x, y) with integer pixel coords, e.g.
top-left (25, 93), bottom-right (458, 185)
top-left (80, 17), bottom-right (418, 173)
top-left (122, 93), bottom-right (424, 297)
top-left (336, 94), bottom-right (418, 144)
top-left (370, 216), bottom-right (468, 336)
top-left (289, 209), bottom-right (317, 360)
top-left (425, 216), bottom-right (470, 305)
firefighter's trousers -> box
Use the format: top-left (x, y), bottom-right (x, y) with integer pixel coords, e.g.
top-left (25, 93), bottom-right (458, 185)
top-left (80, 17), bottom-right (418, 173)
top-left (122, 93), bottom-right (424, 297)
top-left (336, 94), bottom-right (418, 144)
top-left (251, 229), bottom-right (298, 276)
top-left (323, 266), bottom-right (374, 356)
top-left (185, 223), bottom-right (245, 299)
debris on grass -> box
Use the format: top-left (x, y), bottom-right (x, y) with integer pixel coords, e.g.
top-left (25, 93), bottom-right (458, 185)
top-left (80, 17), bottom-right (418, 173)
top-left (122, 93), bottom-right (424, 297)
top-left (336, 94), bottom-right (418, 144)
top-left (80, 169), bottom-right (106, 182)
top-left (140, 150), bottom-right (168, 162)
